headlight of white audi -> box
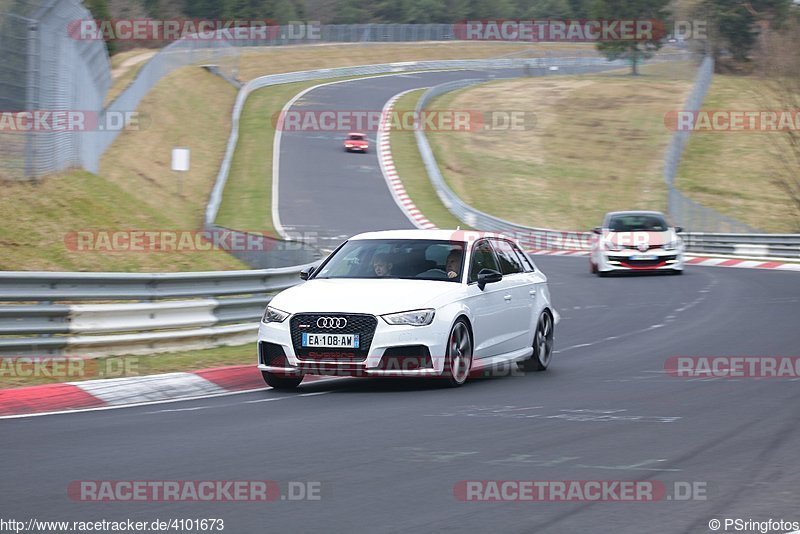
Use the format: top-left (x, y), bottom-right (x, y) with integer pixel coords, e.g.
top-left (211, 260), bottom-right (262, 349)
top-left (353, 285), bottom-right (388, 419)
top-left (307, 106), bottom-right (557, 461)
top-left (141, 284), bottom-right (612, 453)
top-left (605, 241), bottom-right (623, 251)
top-left (381, 309), bottom-right (435, 326)
top-left (262, 306), bottom-right (290, 323)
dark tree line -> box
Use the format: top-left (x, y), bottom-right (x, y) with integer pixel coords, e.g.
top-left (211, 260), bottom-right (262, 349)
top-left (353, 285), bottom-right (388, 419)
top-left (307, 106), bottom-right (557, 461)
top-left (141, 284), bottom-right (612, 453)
top-left (175, 0), bottom-right (596, 24)
top-left (83, 0), bottom-right (797, 69)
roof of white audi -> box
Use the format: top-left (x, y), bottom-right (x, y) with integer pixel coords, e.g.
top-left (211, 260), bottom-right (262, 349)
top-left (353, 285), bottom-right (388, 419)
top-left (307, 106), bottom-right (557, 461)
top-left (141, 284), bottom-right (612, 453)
top-left (350, 229), bottom-right (511, 242)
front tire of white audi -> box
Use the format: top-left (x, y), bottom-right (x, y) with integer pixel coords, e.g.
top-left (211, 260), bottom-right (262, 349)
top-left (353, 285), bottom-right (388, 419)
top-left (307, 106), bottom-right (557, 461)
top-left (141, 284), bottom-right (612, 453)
top-left (262, 371), bottom-right (304, 390)
top-left (443, 319), bottom-right (473, 387)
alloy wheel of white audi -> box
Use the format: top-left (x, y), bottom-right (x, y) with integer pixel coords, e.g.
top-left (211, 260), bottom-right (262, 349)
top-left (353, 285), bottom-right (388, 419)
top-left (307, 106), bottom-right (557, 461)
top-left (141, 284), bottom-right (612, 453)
top-left (536, 313), bottom-right (553, 368)
top-left (446, 320), bottom-right (473, 386)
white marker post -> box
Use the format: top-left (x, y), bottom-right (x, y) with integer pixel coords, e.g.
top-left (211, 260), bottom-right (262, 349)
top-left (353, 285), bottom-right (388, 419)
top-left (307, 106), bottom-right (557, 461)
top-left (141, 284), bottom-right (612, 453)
top-left (171, 147), bottom-right (190, 197)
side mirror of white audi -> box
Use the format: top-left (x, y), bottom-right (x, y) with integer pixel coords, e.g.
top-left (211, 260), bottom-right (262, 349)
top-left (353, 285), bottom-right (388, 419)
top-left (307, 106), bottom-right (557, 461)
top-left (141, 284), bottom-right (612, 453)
top-left (299, 266), bottom-right (315, 281)
top-left (476, 268), bottom-right (502, 290)
top-left (258, 229), bottom-right (556, 389)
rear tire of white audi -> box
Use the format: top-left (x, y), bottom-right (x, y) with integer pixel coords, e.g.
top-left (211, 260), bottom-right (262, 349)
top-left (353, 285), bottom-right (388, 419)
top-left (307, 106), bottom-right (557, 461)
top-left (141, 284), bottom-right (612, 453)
top-left (443, 319), bottom-right (472, 387)
top-left (262, 371), bottom-right (304, 390)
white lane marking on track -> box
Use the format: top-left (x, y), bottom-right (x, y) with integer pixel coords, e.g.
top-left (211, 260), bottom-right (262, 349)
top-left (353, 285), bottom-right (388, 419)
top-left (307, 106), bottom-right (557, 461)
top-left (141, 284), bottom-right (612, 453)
top-left (488, 455), bottom-right (581, 466)
top-left (244, 389), bottom-right (334, 404)
top-left (603, 376), bottom-right (661, 383)
top-left (147, 385), bottom-right (333, 412)
top-left (244, 396), bottom-right (298, 404)
top-left (145, 406), bottom-right (212, 414)
top-left (557, 280), bottom-right (718, 354)
top-left (555, 343), bottom-right (593, 352)
top-left (575, 459), bottom-right (681, 472)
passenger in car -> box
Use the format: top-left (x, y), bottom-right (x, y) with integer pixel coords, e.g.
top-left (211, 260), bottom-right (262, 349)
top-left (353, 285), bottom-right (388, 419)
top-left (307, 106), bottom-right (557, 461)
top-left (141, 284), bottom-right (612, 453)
top-left (372, 253), bottom-right (394, 277)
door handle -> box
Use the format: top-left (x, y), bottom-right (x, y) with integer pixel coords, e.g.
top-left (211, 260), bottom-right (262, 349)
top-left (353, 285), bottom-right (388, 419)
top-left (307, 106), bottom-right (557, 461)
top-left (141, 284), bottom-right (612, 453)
top-left (504, 295), bottom-right (512, 301)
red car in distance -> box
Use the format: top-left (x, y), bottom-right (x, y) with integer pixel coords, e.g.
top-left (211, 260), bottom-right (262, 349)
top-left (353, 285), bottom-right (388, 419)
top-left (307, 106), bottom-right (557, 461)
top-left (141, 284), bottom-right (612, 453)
top-left (344, 132), bottom-right (369, 153)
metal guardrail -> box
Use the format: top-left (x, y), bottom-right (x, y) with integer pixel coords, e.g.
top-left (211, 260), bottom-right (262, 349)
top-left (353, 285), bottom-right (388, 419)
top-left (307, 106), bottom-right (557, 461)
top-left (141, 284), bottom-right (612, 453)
top-left (0, 265), bottom-right (309, 357)
top-left (662, 56), bottom-right (757, 233)
top-left (682, 234), bottom-right (800, 258)
top-left (0, 267), bottom-right (303, 301)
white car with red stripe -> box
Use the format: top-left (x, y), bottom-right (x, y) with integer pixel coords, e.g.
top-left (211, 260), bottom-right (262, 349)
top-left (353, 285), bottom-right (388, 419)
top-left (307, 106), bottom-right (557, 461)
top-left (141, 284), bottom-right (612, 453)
top-left (590, 211), bottom-right (685, 276)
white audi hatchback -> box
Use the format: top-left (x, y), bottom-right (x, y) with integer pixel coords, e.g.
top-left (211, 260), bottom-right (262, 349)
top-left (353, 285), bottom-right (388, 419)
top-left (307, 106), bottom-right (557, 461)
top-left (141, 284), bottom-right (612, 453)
top-left (257, 230), bottom-right (556, 389)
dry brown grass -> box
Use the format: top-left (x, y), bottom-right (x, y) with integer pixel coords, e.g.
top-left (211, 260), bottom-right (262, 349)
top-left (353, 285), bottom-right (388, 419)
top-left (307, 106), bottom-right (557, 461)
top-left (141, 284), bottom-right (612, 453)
top-left (676, 75), bottom-right (800, 232)
top-left (426, 61), bottom-right (696, 230)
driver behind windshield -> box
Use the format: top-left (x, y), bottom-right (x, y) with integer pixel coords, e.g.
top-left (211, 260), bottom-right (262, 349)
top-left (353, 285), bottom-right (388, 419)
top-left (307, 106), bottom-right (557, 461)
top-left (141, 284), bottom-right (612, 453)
top-left (371, 253), bottom-right (393, 277)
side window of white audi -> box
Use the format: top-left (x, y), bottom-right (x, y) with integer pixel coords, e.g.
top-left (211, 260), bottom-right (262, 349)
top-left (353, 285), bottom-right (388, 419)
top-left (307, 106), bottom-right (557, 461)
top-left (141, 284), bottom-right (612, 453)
top-left (491, 239), bottom-right (524, 275)
top-left (511, 242), bottom-right (535, 272)
top-left (468, 240), bottom-right (500, 283)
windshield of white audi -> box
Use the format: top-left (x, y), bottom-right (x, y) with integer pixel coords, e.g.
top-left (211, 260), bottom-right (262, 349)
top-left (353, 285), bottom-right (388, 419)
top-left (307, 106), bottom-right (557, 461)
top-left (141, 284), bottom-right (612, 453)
top-left (313, 239), bottom-right (466, 281)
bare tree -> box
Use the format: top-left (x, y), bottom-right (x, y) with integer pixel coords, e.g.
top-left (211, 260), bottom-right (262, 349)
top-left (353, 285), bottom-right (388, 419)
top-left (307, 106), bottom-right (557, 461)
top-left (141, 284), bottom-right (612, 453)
top-left (756, 16), bottom-right (800, 230)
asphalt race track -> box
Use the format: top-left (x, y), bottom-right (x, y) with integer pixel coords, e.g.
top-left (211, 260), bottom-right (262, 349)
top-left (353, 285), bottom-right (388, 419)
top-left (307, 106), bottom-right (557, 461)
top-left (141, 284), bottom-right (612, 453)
top-left (276, 69), bottom-right (513, 249)
top-left (276, 65), bottom-right (611, 250)
top-left (3, 258), bottom-right (800, 533)
top-left (3, 67), bottom-right (800, 533)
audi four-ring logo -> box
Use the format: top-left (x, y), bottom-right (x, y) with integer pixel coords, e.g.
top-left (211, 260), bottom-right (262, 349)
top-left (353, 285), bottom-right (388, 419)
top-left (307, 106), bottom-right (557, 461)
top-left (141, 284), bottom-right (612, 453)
top-left (316, 317), bottom-right (347, 328)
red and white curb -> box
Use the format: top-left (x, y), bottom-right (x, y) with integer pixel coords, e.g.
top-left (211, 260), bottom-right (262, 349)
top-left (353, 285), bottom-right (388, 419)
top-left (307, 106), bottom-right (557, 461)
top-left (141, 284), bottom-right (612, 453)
top-left (528, 249), bottom-right (590, 257)
top-left (684, 256), bottom-right (800, 271)
top-left (0, 365), bottom-right (280, 418)
top-left (527, 249), bottom-right (800, 271)
top-left (377, 90), bottom-right (437, 230)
